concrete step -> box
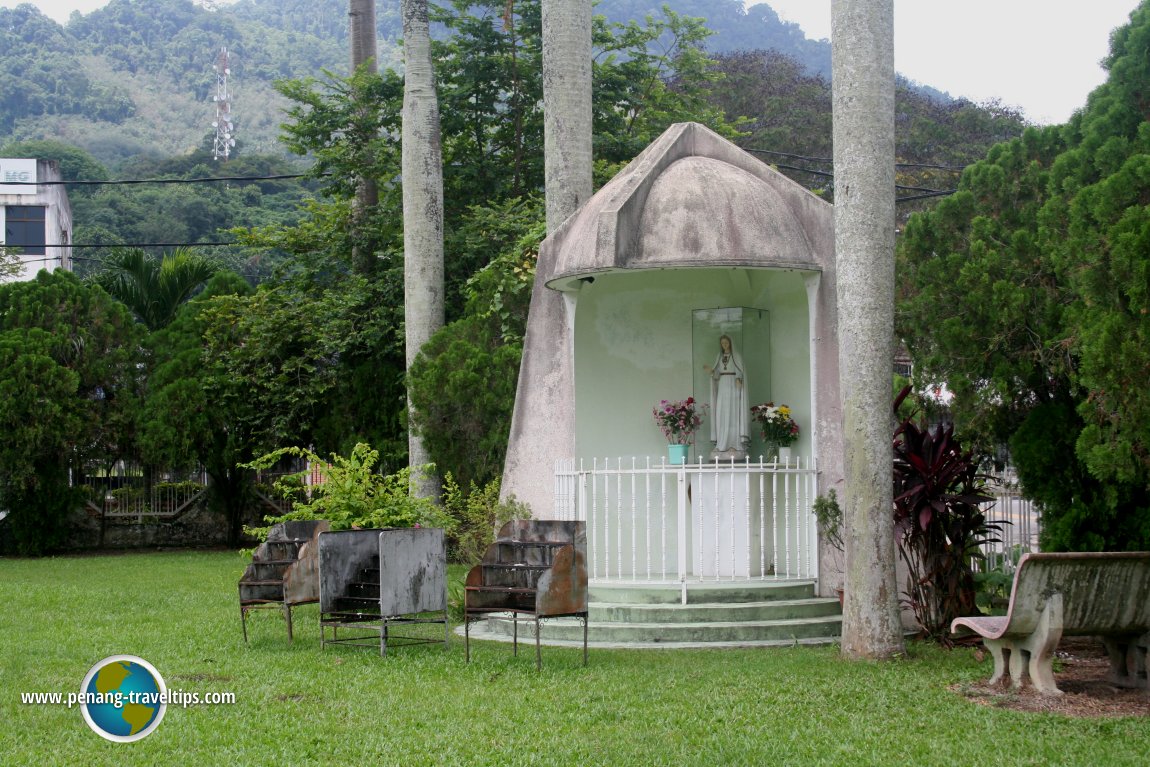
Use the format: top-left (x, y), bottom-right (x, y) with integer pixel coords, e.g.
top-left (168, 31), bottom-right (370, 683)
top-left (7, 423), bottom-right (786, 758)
top-left (464, 633), bottom-right (837, 651)
top-left (467, 612), bottom-right (842, 647)
top-left (592, 597), bottom-right (841, 624)
top-left (589, 579), bottom-right (818, 605)
top-left (461, 580), bottom-right (841, 650)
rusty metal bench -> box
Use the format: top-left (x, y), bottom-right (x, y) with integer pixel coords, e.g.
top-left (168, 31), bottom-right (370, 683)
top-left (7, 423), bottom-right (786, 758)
top-left (951, 552), bottom-right (1150, 694)
top-left (318, 527), bottom-right (448, 656)
top-left (239, 520), bottom-right (328, 641)
top-left (464, 520), bottom-right (588, 669)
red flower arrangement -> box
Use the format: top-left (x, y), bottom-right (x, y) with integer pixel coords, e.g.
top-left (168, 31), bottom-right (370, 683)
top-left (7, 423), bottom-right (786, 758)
top-left (652, 397), bottom-right (706, 445)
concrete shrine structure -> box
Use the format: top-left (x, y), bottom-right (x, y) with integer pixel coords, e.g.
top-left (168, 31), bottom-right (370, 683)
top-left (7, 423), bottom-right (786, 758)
top-left (501, 122), bottom-right (845, 591)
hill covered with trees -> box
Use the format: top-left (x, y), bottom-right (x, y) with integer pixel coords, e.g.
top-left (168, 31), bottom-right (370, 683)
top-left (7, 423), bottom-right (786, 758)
top-left (0, 0), bottom-right (1026, 286)
top-left (2, 0), bottom-right (962, 168)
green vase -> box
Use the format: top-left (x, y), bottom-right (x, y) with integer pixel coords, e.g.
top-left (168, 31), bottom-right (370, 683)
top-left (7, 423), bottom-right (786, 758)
top-left (668, 444), bottom-right (689, 465)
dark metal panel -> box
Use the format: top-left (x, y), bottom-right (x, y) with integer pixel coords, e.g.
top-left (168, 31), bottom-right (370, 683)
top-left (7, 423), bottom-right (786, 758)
top-left (378, 528), bottom-right (447, 616)
top-left (318, 530), bottom-right (381, 613)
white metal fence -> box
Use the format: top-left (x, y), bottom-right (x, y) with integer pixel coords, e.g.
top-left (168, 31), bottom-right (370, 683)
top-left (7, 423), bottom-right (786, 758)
top-left (979, 468), bottom-right (1041, 572)
top-left (555, 457), bottom-right (820, 600)
top-left (553, 458), bottom-right (1041, 594)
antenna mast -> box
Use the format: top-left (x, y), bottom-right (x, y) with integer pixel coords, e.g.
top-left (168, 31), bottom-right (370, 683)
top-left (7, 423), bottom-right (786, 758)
top-left (212, 47), bottom-right (235, 161)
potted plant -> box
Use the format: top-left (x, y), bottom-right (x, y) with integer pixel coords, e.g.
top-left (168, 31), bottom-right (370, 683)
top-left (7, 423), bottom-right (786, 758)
top-left (652, 397), bottom-right (705, 464)
top-left (812, 488), bottom-right (845, 604)
top-left (749, 402), bottom-right (800, 460)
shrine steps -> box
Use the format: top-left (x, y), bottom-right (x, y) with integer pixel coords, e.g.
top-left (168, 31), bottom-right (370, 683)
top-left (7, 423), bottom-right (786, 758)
top-left (462, 580), bottom-right (842, 649)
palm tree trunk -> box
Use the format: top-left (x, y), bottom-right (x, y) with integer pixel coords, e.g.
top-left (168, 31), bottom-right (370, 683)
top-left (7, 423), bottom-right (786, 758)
top-left (401, 0), bottom-right (444, 499)
top-left (349, 0), bottom-right (377, 71)
top-left (350, 0), bottom-right (380, 275)
top-left (831, 0), bottom-right (905, 659)
top-left (542, 0), bottom-right (593, 232)
top-left (499, 1), bottom-right (593, 511)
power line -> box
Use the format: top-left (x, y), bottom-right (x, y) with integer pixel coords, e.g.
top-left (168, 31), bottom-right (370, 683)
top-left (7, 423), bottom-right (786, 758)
top-left (21, 242), bottom-right (240, 249)
top-left (1, 146), bottom-right (960, 225)
top-left (771, 163), bottom-right (834, 179)
top-left (768, 162), bottom-right (955, 200)
top-left (2, 172), bottom-right (325, 187)
top-left (72, 241), bottom-right (240, 248)
top-left (893, 190), bottom-right (955, 203)
top-left (745, 147), bottom-right (968, 171)
top-left (6, 154), bottom-right (963, 192)
top-left (895, 160), bottom-right (970, 171)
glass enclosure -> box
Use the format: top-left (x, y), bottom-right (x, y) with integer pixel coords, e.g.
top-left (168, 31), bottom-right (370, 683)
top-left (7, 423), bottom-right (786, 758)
top-left (691, 307), bottom-right (771, 461)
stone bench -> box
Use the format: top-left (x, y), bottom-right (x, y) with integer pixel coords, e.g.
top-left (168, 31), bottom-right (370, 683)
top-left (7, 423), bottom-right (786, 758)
top-left (950, 552), bottom-right (1150, 694)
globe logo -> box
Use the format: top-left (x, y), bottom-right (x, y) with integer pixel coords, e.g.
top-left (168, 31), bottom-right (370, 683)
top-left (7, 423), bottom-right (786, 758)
top-left (79, 655), bottom-right (167, 742)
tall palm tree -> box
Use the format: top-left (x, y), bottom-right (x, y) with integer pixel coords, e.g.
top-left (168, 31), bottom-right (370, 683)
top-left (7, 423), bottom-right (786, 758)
top-left (401, 0), bottom-right (444, 498)
top-left (349, 0), bottom-right (377, 72)
top-left (542, 0), bottom-right (593, 232)
top-left (831, 0), bottom-right (904, 659)
top-left (499, 2), bottom-right (593, 508)
top-left (94, 248), bottom-right (219, 331)
top-left (349, 0), bottom-right (380, 276)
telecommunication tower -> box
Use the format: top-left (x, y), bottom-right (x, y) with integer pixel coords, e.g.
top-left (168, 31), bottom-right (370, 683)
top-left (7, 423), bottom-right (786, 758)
top-left (212, 47), bottom-right (235, 161)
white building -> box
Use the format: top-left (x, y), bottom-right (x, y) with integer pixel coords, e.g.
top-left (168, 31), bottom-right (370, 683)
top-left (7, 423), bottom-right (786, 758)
top-left (0, 158), bottom-right (73, 282)
top-left (502, 122), bottom-right (844, 597)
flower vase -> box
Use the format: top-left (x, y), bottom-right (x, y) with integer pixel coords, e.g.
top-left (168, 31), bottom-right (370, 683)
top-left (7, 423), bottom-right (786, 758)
top-left (668, 444), bottom-right (689, 465)
top-left (764, 442), bottom-right (780, 462)
top-left (778, 445), bottom-right (793, 464)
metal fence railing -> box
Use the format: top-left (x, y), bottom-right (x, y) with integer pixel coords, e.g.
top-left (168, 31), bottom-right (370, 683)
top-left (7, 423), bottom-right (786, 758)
top-left (76, 463), bottom-right (207, 523)
top-left (555, 456), bottom-right (820, 603)
top-left (979, 468), bottom-right (1041, 573)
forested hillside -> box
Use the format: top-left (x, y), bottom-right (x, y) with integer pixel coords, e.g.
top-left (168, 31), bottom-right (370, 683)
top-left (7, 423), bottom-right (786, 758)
top-left (1, 0), bottom-right (957, 167)
top-left (0, 0), bottom-right (350, 162)
top-left (0, 0), bottom-right (1028, 306)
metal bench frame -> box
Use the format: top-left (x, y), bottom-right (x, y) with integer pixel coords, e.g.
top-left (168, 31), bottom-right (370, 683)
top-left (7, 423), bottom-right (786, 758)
top-left (239, 520), bottom-right (328, 642)
top-left (464, 520), bottom-right (588, 670)
top-left (318, 528), bottom-right (449, 656)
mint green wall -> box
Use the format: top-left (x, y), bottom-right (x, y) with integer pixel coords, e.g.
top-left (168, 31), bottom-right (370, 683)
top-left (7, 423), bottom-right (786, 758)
top-left (573, 268), bottom-right (814, 463)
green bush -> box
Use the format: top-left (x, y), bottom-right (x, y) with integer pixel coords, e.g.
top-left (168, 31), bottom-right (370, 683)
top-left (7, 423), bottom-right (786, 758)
top-left (0, 271), bottom-right (142, 555)
top-left (811, 489), bottom-right (842, 550)
top-left (973, 568), bottom-right (1013, 613)
top-left (241, 443), bottom-right (450, 539)
top-left (440, 474), bottom-right (530, 565)
top-left (108, 486), bottom-right (144, 504)
top-left (408, 318), bottom-right (521, 489)
top-left (1010, 399), bottom-right (1150, 551)
top-left (75, 484), bottom-right (103, 505)
top-left (2, 468), bottom-right (83, 556)
top-left (152, 480), bottom-right (206, 495)
top-left (408, 219), bottom-right (543, 488)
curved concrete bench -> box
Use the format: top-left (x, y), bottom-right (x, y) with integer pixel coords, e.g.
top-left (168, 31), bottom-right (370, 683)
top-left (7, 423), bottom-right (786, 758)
top-left (951, 552), bottom-right (1150, 695)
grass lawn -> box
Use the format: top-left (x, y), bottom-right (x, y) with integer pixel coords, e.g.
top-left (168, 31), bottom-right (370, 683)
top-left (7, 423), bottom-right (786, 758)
top-left (2, 550), bottom-right (1147, 766)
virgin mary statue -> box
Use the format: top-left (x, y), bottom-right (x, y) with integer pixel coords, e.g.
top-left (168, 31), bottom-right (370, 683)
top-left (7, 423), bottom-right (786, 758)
top-left (704, 334), bottom-right (750, 458)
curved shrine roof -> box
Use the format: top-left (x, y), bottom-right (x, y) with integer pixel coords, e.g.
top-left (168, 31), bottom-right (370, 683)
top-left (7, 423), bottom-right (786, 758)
top-left (541, 123), bottom-right (831, 290)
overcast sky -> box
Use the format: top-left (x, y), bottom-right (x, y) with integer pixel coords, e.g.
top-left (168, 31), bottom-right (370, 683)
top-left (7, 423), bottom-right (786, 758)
top-left (1, 0), bottom-right (1142, 125)
top-left (764, 0), bottom-right (1139, 124)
